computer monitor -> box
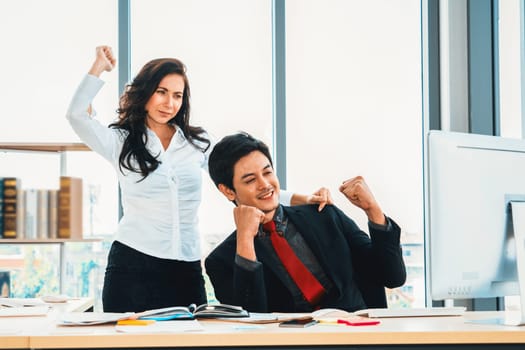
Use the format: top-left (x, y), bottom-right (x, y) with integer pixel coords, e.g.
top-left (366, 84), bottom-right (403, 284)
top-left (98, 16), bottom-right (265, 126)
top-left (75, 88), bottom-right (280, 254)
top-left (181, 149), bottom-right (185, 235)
top-left (426, 130), bottom-right (525, 325)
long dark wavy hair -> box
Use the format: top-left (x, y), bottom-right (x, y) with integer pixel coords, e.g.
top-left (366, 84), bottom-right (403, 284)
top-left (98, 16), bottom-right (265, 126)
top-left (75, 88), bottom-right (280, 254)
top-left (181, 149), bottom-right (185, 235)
top-left (109, 58), bottom-right (210, 180)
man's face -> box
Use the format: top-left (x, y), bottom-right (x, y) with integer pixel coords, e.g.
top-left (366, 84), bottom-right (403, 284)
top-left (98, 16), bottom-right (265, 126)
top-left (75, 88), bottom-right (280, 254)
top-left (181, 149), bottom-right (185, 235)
top-left (227, 150), bottom-right (280, 214)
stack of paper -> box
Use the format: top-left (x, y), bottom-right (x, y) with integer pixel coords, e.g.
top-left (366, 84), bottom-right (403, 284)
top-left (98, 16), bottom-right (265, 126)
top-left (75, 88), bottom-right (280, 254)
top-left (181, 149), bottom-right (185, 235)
top-left (0, 297), bottom-right (50, 317)
top-left (57, 312), bottom-right (135, 326)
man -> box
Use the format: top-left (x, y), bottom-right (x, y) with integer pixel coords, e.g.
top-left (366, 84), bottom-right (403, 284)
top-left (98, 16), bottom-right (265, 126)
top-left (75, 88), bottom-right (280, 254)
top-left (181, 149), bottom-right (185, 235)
top-left (205, 132), bottom-right (406, 313)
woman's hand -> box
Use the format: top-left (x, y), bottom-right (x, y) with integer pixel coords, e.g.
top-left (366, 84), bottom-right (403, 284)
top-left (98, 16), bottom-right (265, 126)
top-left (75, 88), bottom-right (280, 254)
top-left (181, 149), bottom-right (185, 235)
top-left (291, 187), bottom-right (334, 212)
top-left (88, 45), bottom-right (116, 77)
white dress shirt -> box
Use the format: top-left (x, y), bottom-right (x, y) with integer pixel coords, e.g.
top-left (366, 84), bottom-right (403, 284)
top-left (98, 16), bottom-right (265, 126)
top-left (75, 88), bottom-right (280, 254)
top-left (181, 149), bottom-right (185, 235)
top-left (66, 74), bottom-right (291, 261)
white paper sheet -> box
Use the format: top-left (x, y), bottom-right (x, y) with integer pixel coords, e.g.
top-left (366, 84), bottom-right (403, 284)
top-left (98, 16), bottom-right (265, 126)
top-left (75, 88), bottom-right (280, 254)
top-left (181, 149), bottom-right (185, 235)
top-left (115, 320), bottom-right (204, 333)
top-left (0, 305), bottom-right (49, 317)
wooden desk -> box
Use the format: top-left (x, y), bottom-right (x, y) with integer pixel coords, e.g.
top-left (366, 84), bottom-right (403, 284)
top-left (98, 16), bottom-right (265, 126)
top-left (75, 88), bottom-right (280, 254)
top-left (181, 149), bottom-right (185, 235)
top-left (0, 297), bottom-right (93, 349)
top-left (1, 311), bottom-right (525, 350)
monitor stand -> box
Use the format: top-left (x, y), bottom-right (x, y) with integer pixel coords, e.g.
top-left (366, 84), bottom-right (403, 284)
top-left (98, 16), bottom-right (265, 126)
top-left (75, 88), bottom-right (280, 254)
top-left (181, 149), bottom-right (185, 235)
top-left (502, 201), bottom-right (525, 326)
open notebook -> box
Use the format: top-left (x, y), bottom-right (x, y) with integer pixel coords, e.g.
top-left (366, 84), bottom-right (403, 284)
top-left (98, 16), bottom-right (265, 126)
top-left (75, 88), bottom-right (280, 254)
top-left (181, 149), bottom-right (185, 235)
top-left (57, 303), bottom-right (249, 325)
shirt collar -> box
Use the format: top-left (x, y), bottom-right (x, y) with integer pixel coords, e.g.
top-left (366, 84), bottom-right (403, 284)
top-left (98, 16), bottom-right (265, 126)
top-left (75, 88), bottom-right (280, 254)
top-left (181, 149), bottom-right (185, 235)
top-left (274, 205), bottom-right (285, 228)
top-left (145, 125), bottom-right (187, 149)
top-left (259, 205), bottom-right (287, 236)
top-left (173, 125), bottom-right (185, 140)
top-left (170, 125), bottom-right (187, 146)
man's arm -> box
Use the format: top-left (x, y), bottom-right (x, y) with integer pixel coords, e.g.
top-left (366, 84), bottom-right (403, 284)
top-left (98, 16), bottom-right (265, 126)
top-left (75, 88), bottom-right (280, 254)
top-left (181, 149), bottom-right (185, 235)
top-left (367, 218), bottom-right (407, 288)
top-left (204, 237), bottom-right (238, 305)
top-left (232, 256), bottom-right (269, 312)
top-left (204, 236), bottom-right (269, 312)
top-left (338, 176), bottom-right (406, 287)
top-left (333, 206), bottom-right (406, 288)
top-left (339, 176), bottom-right (385, 225)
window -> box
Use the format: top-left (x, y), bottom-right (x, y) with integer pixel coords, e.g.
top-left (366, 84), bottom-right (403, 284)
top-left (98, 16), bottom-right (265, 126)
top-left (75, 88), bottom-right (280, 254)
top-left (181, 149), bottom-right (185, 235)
top-left (0, 0), bottom-right (118, 310)
top-left (285, 0), bottom-right (424, 307)
top-left (0, 0), bottom-right (455, 310)
top-left (131, 0), bottom-right (274, 258)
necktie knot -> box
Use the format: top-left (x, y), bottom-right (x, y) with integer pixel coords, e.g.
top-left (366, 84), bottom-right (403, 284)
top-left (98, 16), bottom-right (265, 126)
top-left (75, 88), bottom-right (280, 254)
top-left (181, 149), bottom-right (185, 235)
top-left (263, 220), bottom-right (277, 234)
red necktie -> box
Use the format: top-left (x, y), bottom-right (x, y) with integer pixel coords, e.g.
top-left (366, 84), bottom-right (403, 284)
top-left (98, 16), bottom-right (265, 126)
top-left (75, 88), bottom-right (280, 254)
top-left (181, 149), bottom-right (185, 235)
top-left (263, 220), bottom-right (325, 306)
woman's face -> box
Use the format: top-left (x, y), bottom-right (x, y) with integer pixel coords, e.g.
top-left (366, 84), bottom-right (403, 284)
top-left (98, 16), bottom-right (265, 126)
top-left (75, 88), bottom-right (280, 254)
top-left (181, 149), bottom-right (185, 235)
top-left (144, 73), bottom-right (185, 128)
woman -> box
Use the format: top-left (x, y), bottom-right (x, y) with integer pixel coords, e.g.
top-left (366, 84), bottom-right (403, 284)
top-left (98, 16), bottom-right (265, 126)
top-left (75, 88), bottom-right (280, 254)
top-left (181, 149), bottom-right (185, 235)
top-left (66, 46), bottom-right (331, 313)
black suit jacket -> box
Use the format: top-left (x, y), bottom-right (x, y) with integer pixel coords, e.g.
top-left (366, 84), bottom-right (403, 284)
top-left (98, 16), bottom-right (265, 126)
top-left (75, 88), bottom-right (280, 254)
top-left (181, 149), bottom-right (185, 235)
top-left (205, 204), bottom-right (406, 313)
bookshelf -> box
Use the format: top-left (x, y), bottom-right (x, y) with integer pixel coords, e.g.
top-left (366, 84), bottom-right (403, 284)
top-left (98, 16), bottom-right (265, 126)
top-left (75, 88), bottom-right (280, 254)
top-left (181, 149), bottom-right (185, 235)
top-left (0, 143), bottom-right (90, 152)
top-left (0, 143), bottom-right (90, 176)
top-left (0, 142), bottom-right (102, 294)
top-left (0, 238), bottom-right (100, 243)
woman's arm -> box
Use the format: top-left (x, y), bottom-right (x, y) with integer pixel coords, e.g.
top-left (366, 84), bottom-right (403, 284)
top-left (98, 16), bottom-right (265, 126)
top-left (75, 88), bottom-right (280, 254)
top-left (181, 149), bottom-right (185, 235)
top-left (288, 187), bottom-right (333, 211)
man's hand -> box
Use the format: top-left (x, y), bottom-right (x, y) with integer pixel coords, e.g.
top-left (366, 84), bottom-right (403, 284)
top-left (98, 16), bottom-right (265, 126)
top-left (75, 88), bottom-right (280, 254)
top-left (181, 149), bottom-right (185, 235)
top-left (88, 45), bottom-right (116, 77)
top-left (339, 176), bottom-right (385, 225)
top-left (233, 205), bottom-right (265, 261)
top-left (290, 187), bottom-right (334, 212)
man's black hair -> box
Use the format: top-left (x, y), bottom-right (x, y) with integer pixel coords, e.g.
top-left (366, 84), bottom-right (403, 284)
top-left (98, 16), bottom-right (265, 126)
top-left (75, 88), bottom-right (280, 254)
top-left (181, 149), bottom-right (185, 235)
top-left (208, 132), bottom-right (273, 190)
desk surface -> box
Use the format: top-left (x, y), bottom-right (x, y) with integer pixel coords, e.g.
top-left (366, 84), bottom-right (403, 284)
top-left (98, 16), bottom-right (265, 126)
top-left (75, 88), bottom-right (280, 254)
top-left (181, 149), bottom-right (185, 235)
top-left (0, 297), bottom-right (93, 349)
top-left (1, 310), bottom-right (525, 349)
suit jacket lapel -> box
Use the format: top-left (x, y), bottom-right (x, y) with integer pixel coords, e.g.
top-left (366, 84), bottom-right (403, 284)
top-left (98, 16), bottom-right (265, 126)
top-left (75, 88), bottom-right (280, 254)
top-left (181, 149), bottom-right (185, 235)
top-left (283, 206), bottom-right (346, 296)
top-left (253, 236), bottom-right (285, 281)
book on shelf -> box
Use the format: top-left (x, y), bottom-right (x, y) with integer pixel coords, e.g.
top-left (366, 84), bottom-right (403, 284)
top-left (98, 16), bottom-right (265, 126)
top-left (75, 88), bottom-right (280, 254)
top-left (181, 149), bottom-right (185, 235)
top-left (2, 177), bottom-right (21, 238)
top-left (24, 189), bottom-right (38, 239)
top-left (15, 188), bottom-right (25, 239)
top-left (58, 176), bottom-right (83, 239)
top-left (47, 189), bottom-right (58, 239)
top-left (37, 189), bottom-right (49, 239)
top-left (0, 177), bottom-right (3, 237)
top-left (57, 303), bottom-right (249, 326)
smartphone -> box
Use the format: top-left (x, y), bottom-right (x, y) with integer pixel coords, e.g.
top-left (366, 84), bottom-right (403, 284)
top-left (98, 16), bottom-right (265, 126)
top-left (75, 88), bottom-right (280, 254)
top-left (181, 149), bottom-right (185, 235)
top-left (279, 318), bottom-right (319, 328)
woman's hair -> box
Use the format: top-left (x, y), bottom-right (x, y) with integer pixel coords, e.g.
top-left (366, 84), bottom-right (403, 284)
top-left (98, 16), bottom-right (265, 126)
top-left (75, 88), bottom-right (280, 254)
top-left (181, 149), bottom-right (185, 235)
top-left (109, 58), bottom-right (210, 180)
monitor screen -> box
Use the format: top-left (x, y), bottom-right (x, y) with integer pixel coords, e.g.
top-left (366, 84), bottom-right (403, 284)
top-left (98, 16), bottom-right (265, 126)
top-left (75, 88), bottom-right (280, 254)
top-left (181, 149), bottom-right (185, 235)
top-left (426, 130), bottom-right (525, 301)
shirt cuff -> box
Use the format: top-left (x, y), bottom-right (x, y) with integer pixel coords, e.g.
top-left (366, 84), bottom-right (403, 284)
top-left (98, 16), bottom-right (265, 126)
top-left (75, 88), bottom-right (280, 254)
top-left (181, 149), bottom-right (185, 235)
top-left (235, 254), bottom-right (261, 272)
top-left (67, 74), bottom-right (105, 116)
top-left (279, 190), bottom-right (292, 206)
top-left (368, 215), bottom-right (392, 231)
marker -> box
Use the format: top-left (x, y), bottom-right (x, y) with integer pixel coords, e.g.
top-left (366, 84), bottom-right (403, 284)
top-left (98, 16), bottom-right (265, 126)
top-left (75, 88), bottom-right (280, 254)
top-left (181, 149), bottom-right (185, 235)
top-left (117, 319), bottom-right (156, 326)
top-left (337, 318), bottom-right (380, 326)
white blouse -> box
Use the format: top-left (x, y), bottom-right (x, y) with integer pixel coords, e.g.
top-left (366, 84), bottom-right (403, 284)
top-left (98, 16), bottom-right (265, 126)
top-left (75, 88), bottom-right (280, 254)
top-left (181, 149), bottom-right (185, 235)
top-left (66, 74), bottom-right (291, 261)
